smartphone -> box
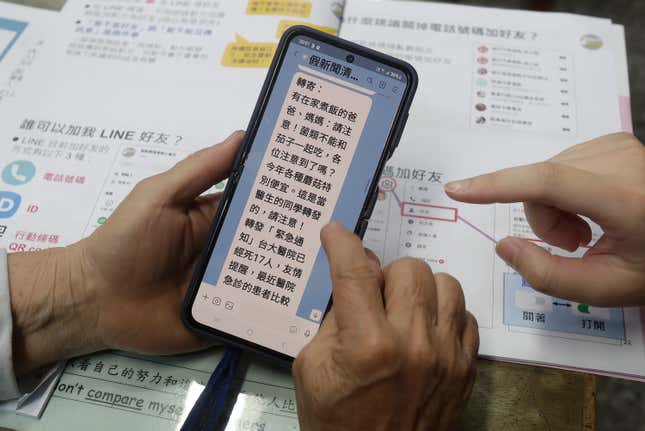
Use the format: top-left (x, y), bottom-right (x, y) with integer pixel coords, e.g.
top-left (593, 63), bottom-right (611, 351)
top-left (182, 26), bottom-right (417, 363)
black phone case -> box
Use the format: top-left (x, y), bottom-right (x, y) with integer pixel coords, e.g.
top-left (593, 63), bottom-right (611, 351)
top-left (182, 25), bottom-right (418, 366)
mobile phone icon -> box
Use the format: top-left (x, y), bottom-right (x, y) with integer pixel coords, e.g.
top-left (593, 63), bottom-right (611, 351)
top-left (2, 160), bottom-right (35, 186)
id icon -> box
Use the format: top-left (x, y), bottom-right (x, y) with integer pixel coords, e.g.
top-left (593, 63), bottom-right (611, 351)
top-left (0, 191), bottom-right (21, 219)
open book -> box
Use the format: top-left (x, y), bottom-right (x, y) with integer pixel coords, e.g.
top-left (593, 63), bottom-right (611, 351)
top-left (0, 0), bottom-right (637, 427)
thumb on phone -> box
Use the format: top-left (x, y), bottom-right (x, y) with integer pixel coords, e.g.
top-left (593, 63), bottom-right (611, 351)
top-left (320, 221), bottom-right (386, 333)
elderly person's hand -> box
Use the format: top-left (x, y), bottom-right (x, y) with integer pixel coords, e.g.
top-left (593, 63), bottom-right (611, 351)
top-left (9, 132), bottom-right (243, 373)
top-left (293, 222), bottom-right (479, 431)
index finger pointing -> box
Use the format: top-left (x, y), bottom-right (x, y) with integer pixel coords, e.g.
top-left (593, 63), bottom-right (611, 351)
top-left (321, 221), bottom-right (385, 331)
top-left (444, 162), bottom-right (633, 231)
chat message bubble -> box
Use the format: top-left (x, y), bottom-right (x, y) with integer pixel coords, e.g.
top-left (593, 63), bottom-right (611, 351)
top-left (221, 35), bottom-right (277, 68)
top-left (246, 0), bottom-right (312, 18)
top-left (211, 70), bottom-right (372, 318)
top-left (275, 20), bottom-right (337, 38)
top-left (209, 70), bottom-right (372, 319)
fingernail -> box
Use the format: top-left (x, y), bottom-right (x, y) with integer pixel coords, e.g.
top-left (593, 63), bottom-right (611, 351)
top-left (496, 237), bottom-right (522, 269)
top-left (444, 179), bottom-right (471, 194)
top-left (325, 220), bottom-right (343, 232)
top-left (321, 220), bottom-right (343, 241)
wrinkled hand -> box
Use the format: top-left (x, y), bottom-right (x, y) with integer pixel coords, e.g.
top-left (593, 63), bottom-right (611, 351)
top-left (78, 131), bottom-right (243, 354)
top-left (446, 132), bottom-right (645, 306)
top-left (293, 222), bottom-right (479, 431)
top-left (10, 131), bottom-right (243, 373)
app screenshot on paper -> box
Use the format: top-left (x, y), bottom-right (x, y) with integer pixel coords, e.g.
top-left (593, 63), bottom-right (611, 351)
top-left (191, 36), bottom-right (407, 356)
top-left (0, 18), bottom-right (26, 61)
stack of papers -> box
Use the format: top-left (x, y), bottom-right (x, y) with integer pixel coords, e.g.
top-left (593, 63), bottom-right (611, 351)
top-left (0, 0), bottom-right (637, 428)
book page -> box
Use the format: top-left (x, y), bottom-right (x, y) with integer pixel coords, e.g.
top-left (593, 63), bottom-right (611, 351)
top-left (339, 0), bottom-right (645, 379)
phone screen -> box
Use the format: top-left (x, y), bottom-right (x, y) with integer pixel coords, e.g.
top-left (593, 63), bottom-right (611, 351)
top-left (191, 33), bottom-right (410, 358)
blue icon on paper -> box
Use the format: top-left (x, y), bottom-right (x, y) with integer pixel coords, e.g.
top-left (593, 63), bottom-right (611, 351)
top-left (0, 191), bottom-right (21, 218)
top-left (0, 18), bottom-right (27, 62)
top-left (2, 160), bottom-right (36, 185)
